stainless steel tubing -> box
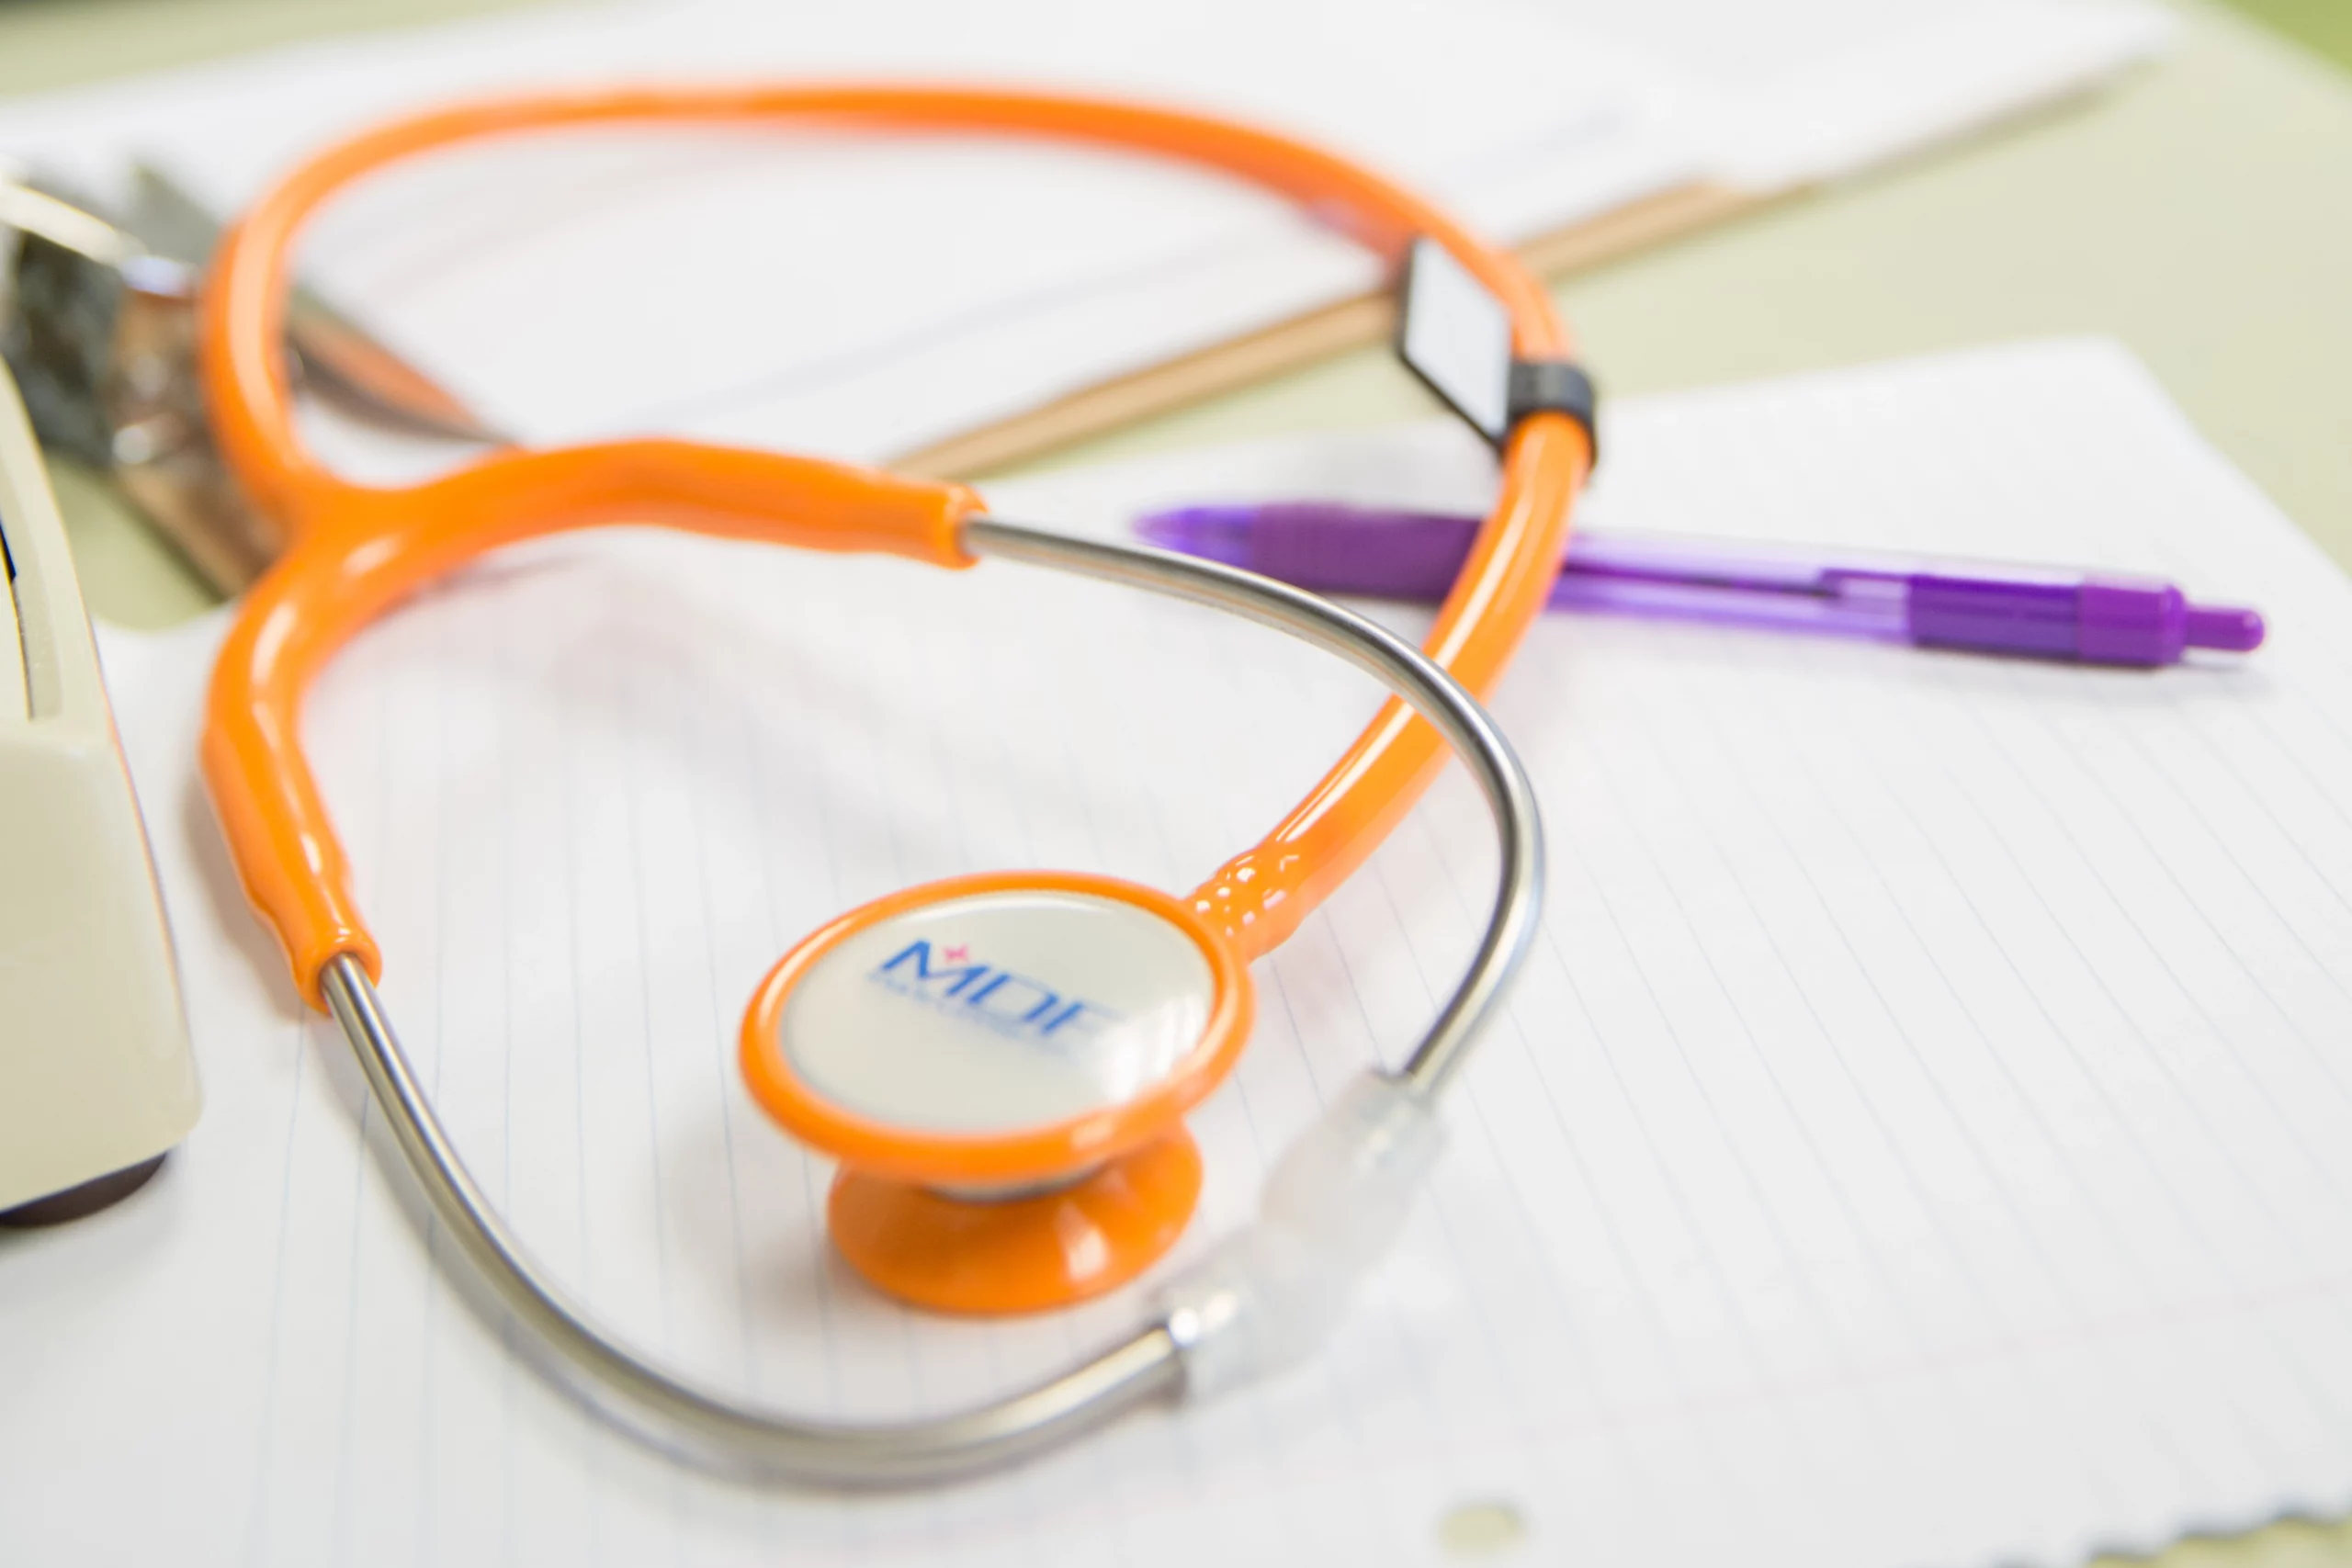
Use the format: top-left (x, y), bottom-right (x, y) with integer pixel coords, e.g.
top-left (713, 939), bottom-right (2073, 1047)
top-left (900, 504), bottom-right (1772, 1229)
top-left (965, 517), bottom-right (1545, 1099)
top-left (318, 516), bottom-right (1545, 1483)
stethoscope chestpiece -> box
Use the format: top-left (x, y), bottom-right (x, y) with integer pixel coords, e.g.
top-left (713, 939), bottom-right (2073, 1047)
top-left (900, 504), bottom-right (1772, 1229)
top-left (740, 870), bottom-right (1252, 1314)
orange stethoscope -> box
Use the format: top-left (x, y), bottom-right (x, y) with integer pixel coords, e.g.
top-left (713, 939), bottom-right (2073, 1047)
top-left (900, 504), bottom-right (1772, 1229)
top-left (198, 85), bottom-right (1587, 1482)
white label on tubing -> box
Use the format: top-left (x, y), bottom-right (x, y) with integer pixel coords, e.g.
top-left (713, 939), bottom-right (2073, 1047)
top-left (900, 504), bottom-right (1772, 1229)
top-left (778, 887), bottom-right (1216, 1135)
top-left (1396, 235), bottom-right (1513, 444)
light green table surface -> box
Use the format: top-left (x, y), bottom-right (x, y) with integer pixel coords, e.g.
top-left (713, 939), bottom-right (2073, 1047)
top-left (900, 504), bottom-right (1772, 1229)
top-left (5, 2), bottom-right (2349, 1562)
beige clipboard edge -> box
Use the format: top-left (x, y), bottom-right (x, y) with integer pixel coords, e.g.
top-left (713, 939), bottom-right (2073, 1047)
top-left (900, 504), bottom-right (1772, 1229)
top-left (893, 178), bottom-right (1764, 480)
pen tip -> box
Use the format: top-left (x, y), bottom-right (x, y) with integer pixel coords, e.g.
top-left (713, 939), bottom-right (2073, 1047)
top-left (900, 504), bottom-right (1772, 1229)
top-left (2184, 604), bottom-right (2266, 654)
top-left (1132, 512), bottom-right (1182, 547)
top-left (1133, 507), bottom-right (1252, 568)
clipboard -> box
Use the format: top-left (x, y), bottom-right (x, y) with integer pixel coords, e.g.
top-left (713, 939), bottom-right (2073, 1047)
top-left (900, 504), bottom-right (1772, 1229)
top-left (898, 181), bottom-right (1758, 479)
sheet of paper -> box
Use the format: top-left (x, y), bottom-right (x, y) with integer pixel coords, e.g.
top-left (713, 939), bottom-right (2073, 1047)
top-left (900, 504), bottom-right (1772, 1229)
top-left (0, 1), bottom-right (2168, 464)
top-left (9, 340), bottom-right (2352, 1566)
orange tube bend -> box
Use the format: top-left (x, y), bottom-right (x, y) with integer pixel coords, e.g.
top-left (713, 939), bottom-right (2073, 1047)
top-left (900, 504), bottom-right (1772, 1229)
top-left (1191, 412), bottom-right (1586, 957)
top-left (202, 443), bottom-right (980, 1006)
top-left (196, 85), bottom-right (1590, 1006)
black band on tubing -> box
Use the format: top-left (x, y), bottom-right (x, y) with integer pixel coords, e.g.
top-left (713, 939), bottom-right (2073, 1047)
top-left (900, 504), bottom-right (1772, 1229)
top-left (1506, 358), bottom-right (1599, 463)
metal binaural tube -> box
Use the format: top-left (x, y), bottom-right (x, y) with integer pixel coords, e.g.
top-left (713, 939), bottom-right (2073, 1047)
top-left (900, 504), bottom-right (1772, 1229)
top-left (963, 517), bottom-right (1544, 1098)
top-left (322, 951), bottom-right (1185, 1483)
top-left (317, 517), bottom-right (1543, 1482)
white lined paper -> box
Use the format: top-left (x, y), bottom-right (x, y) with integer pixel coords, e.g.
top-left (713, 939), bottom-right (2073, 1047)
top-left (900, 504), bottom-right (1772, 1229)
top-left (6, 340), bottom-right (2351, 1565)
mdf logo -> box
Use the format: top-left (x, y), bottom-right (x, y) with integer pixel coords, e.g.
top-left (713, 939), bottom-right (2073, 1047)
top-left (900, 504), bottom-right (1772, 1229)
top-left (866, 940), bottom-right (1119, 1044)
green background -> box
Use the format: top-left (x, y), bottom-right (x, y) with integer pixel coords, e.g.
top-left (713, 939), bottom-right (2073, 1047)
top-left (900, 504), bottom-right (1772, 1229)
top-left (2222, 0), bottom-right (2352, 65)
top-left (3, 2), bottom-right (2349, 1562)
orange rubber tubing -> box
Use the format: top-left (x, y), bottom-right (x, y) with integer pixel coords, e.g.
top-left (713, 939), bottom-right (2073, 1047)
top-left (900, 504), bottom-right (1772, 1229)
top-left (197, 85), bottom-right (1593, 1009)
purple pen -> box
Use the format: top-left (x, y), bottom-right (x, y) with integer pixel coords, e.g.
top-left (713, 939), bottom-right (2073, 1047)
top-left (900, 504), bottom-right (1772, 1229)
top-left (1135, 502), bottom-right (2266, 668)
